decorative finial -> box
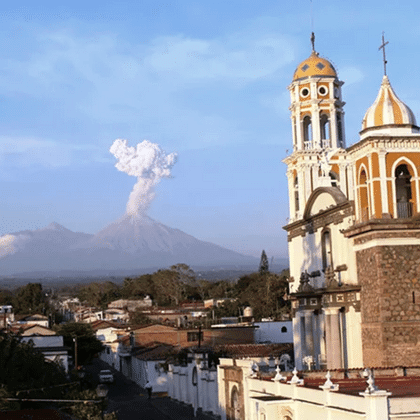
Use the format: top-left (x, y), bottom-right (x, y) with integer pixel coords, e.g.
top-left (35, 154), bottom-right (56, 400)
top-left (311, 32), bottom-right (316, 53)
top-left (378, 31), bottom-right (389, 76)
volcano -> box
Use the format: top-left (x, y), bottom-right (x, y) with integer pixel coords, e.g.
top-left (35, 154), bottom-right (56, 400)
top-left (0, 217), bottom-right (257, 276)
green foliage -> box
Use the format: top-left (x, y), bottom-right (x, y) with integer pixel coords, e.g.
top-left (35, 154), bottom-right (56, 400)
top-left (259, 250), bottom-right (269, 275)
top-left (212, 269), bottom-right (290, 321)
top-left (121, 274), bottom-right (154, 299)
top-left (13, 283), bottom-right (50, 315)
top-left (0, 289), bottom-right (13, 306)
top-left (61, 388), bottom-right (107, 420)
top-left (0, 332), bottom-right (66, 395)
top-left (54, 323), bottom-right (104, 366)
top-left (77, 281), bottom-right (121, 309)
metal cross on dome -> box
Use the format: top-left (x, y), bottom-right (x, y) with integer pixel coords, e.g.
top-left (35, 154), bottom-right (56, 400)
top-left (379, 31), bottom-right (389, 76)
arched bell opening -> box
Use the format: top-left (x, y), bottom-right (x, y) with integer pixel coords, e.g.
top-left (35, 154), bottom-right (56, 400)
top-left (320, 113), bottom-right (331, 148)
top-left (358, 168), bottom-right (369, 222)
top-left (395, 164), bottom-right (413, 218)
top-left (303, 115), bottom-right (313, 149)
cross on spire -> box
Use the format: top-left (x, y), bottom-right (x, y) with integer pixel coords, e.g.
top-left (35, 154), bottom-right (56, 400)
top-left (311, 32), bottom-right (316, 53)
top-left (379, 31), bottom-right (389, 76)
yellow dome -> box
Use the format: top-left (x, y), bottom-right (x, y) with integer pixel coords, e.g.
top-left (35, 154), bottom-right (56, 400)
top-left (293, 52), bottom-right (337, 81)
top-left (362, 75), bottom-right (417, 130)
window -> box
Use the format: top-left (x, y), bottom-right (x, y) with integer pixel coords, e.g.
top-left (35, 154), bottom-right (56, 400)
top-left (337, 113), bottom-right (343, 144)
top-left (294, 176), bottom-right (299, 212)
top-left (231, 386), bottom-right (240, 420)
top-left (322, 230), bottom-right (333, 271)
top-left (281, 326), bottom-right (288, 333)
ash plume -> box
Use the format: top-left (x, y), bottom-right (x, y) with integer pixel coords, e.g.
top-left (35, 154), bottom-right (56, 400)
top-left (110, 139), bottom-right (177, 217)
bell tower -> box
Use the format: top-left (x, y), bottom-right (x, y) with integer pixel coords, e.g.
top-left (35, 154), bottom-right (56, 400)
top-left (284, 34), bottom-right (351, 223)
top-left (289, 33), bottom-right (345, 152)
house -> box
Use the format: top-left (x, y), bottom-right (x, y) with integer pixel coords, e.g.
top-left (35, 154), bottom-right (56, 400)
top-left (165, 344), bottom-right (293, 418)
top-left (108, 297), bottom-right (152, 311)
top-left (131, 343), bottom-right (176, 392)
top-left (93, 320), bottom-right (127, 368)
top-left (15, 314), bottom-right (49, 328)
top-left (18, 325), bottom-right (69, 372)
top-left (0, 305), bottom-right (14, 328)
top-left (254, 321), bottom-right (293, 344)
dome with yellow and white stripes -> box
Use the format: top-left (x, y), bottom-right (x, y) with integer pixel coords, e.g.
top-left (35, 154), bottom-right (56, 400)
top-left (361, 75), bottom-right (418, 138)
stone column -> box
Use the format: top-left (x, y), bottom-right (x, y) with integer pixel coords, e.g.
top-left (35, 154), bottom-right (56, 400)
top-left (330, 107), bottom-right (338, 149)
top-left (378, 149), bottom-right (389, 216)
top-left (293, 312), bottom-right (303, 370)
top-left (286, 170), bottom-right (296, 220)
top-left (339, 163), bottom-right (347, 197)
top-left (324, 308), bottom-right (342, 370)
top-left (367, 153), bottom-right (375, 217)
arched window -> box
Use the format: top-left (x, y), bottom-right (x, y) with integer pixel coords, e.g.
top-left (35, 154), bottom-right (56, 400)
top-left (322, 230), bottom-right (333, 271)
top-left (294, 176), bottom-right (299, 212)
top-left (337, 113), bottom-right (343, 145)
top-left (303, 115), bottom-right (312, 148)
top-left (320, 114), bottom-right (330, 148)
top-left (231, 386), bottom-right (240, 420)
top-left (359, 169), bottom-right (369, 221)
top-left (395, 164), bottom-right (413, 218)
top-left (281, 326), bottom-right (288, 333)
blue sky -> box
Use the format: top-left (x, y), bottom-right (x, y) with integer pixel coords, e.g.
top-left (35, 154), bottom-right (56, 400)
top-left (0, 0), bottom-right (419, 260)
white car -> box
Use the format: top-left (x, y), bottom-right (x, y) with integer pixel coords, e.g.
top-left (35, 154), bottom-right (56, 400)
top-left (99, 369), bottom-right (114, 384)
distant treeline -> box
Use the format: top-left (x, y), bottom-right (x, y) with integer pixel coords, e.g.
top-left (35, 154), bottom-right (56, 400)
top-left (0, 263), bottom-right (291, 322)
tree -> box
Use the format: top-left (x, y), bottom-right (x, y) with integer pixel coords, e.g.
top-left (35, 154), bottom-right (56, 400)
top-left (152, 269), bottom-right (184, 306)
top-left (259, 250), bottom-right (269, 275)
top-left (121, 274), bottom-right (154, 299)
top-left (54, 323), bottom-right (104, 366)
top-left (13, 283), bottom-right (50, 315)
top-left (0, 332), bottom-right (66, 400)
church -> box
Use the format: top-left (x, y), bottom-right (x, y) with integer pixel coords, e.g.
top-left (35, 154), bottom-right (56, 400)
top-left (283, 34), bottom-right (420, 370)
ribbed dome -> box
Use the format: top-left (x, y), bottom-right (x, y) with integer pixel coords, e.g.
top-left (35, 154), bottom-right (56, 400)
top-left (362, 75), bottom-right (417, 130)
top-left (293, 52), bottom-right (337, 81)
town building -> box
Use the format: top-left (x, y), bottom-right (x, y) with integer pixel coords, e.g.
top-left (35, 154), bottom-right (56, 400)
top-left (18, 325), bottom-right (69, 372)
top-left (283, 34), bottom-right (420, 370)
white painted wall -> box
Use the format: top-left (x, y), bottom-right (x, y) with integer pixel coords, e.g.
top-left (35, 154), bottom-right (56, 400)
top-left (254, 321), bottom-right (293, 344)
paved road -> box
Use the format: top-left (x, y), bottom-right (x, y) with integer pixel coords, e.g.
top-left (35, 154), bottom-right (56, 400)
top-left (84, 358), bottom-right (217, 420)
top-left (84, 359), bottom-right (172, 420)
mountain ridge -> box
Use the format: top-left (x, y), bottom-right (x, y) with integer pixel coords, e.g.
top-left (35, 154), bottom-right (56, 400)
top-left (0, 216), bottom-right (260, 277)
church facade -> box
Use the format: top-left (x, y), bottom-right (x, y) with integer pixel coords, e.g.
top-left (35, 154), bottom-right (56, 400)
top-left (283, 37), bottom-right (420, 370)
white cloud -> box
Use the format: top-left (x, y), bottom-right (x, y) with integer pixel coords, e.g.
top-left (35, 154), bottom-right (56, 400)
top-left (0, 24), bottom-right (298, 160)
top-left (144, 34), bottom-right (295, 81)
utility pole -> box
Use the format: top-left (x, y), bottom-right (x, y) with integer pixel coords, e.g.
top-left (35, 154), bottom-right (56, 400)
top-left (73, 336), bottom-right (78, 370)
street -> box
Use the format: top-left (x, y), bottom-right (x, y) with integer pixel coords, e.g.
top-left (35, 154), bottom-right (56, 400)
top-left (85, 358), bottom-right (173, 420)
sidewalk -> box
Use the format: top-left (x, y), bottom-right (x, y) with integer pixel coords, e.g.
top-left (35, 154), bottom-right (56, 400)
top-left (151, 395), bottom-right (220, 420)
